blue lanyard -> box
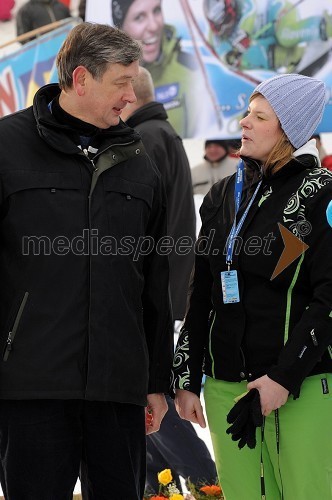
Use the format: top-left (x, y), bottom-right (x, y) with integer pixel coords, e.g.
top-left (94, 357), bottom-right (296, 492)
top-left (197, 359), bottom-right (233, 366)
top-left (226, 160), bottom-right (262, 268)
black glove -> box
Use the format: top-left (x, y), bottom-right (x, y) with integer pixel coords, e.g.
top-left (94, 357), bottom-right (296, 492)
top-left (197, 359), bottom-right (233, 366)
top-left (226, 389), bottom-right (263, 449)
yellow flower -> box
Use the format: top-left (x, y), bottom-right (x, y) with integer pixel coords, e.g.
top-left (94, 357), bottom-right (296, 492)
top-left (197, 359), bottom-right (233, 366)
top-left (157, 468), bottom-right (173, 486)
top-left (170, 495), bottom-right (184, 500)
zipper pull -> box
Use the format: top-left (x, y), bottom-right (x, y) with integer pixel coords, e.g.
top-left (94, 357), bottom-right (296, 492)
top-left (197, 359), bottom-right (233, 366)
top-left (3, 332), bottom-right (13, 361)
top-left (310, 328), bottom-right (318, 346)
top-left (6, 332), bottom-right (12, 351)
top-left (90, 159), bottom-right (98, 172)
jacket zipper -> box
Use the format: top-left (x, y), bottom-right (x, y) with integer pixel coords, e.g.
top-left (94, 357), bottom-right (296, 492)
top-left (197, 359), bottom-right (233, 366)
top-left (86, 140), bottom-right (136, 162)
top-left (239, 345), bottom-right (247, 374)
top-left (3, 292), bottom-right (29, 361)
top-left (79, 140), bottom-right (138, 391)
top-left (208, 310), bottom-right (216, 377)
top-left (82, 150), bottom-right (98, 390)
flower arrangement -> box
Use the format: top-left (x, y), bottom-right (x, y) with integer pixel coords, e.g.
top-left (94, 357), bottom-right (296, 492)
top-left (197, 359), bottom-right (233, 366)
top-left (145, 468), bottom-right (184, 500)
top-left (187, 481), bottom-right (224, 499)
top-left (144, 469), bottom-right (224, 500)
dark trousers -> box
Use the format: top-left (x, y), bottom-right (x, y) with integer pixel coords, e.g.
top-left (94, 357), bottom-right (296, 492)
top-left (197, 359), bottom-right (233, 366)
top-left (146, 396), bottom-right (217, 494)
top-left (0, 399), bottom-right (146, 500)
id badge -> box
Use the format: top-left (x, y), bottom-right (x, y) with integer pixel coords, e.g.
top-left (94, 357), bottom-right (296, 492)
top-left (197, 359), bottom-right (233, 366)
top-left (220, 270), bottom-right (240, 304)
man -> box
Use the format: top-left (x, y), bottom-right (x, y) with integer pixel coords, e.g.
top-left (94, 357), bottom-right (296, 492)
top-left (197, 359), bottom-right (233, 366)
top-left (121, 66), bottom-right (196, 321)
top-left (121, 67), bottom-right (217, 495)
top-left (0, 23), bottom-right (173, 499)
top-left (191, 139), bottom-right (238, 196)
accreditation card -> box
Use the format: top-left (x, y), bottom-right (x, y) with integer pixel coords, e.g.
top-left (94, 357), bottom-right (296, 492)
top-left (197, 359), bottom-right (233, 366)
top-left (220, 270), bottom-right (240, 304)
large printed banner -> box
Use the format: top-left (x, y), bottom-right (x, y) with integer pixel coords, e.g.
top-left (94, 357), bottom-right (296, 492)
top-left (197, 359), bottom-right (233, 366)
top-left (87, 0), bottom-right (332, 139)
top-left (0, 19), bottom-right (79, 118)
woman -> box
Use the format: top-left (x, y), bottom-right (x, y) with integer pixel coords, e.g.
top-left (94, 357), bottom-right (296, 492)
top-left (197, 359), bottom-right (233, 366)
top-left (111, 0), bottom-right (205, 138)
top-left (172, 73), bottom-right (332, 499)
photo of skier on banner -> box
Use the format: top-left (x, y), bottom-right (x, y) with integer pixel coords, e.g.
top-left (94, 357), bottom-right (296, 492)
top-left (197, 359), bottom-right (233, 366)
top-left (111, 0), bottom-right (215, 138)
top-left (204, 0), bottom-right (332, 73)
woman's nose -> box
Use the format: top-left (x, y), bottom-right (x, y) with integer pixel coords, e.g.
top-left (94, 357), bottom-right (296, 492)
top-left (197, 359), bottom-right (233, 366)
top-left (240, 113), bottom-right (250, 128)
top-left (147, 13), bottom-right (159, 31)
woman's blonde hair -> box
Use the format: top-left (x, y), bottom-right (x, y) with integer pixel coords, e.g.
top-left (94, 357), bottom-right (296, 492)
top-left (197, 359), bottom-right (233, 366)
top-left (250, 92), bottom-right (295, 176)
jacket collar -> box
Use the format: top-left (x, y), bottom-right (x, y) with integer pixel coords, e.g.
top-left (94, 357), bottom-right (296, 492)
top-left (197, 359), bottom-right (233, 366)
top-left (33, 84), bottom-right (141, 154)
top-left (126, 101), bottom-right (167, 128)
top-left (241, 144), bottom-right (319, 184)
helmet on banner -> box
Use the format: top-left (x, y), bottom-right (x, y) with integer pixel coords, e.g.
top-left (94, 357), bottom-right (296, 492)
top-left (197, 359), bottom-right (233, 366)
top-left (203, 0), bottom-right (238, 37)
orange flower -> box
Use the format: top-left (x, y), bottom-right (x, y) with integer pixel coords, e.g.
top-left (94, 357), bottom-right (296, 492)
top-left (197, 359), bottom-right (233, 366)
top-left (150, 496), bottom-right (167, 500)
top-left (200, 484), bottom-right (222, 496)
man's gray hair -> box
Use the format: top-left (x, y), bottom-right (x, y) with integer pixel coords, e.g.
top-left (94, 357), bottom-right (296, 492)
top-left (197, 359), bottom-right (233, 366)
top-left (56, 22), bottom-right (142, 89)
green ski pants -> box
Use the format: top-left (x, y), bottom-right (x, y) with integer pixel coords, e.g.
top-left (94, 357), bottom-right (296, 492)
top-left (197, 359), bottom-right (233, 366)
top-left (204, 373), bottom-right (332, 499)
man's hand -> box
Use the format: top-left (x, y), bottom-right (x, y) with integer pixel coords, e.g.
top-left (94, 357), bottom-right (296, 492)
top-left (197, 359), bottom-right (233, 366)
top-left (174, 389), bottom-right (206, 428)
top-left (247, 375), bottom-right (289, 416)
top-left (145, 393), bottom-right (168, 435)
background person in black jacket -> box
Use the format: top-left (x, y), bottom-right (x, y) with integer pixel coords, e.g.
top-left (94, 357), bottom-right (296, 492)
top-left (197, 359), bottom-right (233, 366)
top-left (122, 67), bottom-right (217, 495)
top-left (16, 0), bottom-right (71, 38)
top-left (0, 23), bottom-right (173, 500)
top-left (172, 73), bottom-right (332, 499)
top-left (122, 66), bottom-right (196, 321)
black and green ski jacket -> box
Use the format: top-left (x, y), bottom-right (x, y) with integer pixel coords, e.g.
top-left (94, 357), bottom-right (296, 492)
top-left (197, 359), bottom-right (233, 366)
top-left (172, 147), bottom-right (332, 398)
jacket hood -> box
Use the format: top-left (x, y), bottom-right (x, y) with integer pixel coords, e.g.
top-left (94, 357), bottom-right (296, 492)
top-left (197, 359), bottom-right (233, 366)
top-left (126, 101), bottom-right (168, 129)
top-left (293, 138), bottom-right (321, 166)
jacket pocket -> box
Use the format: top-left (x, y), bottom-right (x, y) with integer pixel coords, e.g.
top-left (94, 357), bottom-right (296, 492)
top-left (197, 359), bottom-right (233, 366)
top-left (2, 170), bottom-right (81, 198)
top-left (103, 177), bottom-right (154, 238)
top-left (3, 291), bottom-right (29, 361)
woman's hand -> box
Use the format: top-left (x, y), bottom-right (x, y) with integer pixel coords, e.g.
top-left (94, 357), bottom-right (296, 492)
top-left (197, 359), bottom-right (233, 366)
top-left (174, 389), bottom-right (206, 428)
top-left (247, 375), bottom-right (289, 416)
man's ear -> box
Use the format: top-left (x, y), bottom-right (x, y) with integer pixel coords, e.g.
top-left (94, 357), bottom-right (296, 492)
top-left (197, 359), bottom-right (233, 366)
top-left (72, 66), bottom-right (88, 96)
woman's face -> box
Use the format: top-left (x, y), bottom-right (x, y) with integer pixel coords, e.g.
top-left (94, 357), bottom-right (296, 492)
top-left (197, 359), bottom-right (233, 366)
top-left (239, 95), bottom-right (283, 163)
top-left (122, 0), bottom-right (164, 64)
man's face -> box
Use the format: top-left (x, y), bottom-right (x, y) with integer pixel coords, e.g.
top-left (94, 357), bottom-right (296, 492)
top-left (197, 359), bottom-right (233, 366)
top-left (78, 61), bottom-right (139, 128)
top-left (122, 0), bottom-right (164, 64)
top-left (205, 143), bottom-right (227, 163)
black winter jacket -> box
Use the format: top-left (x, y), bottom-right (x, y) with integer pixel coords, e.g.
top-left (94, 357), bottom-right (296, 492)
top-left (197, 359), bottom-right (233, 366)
top-left (126, 102), bottom-right (196, 321)
top-left (172, 153), bottom-right (332, 398)
top-left (0, 84), bottom-right (173, 405)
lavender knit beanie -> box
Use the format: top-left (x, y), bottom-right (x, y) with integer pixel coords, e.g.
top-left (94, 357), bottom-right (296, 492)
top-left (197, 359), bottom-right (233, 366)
top-left (253, 73), bottom-right (326, 149)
